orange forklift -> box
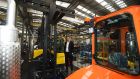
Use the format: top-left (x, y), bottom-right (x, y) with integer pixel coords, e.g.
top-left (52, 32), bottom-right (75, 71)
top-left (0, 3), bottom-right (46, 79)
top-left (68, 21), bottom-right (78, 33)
top-left (66, 6), bottom-right (140, 79)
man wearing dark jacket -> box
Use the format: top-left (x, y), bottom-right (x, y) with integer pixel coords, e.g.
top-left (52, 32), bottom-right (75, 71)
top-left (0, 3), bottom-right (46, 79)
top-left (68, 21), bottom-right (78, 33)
top-left (64, 37), bottom-right (74, 73)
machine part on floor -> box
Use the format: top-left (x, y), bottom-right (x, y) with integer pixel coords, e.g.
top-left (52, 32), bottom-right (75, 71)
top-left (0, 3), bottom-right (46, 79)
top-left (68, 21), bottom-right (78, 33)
top-left (33, 49), bottom-right (65, 65)
top-left (56, 53), bottom-right (65, 65)
top-left (33, 49), bottom-right (43, 59)
top-left (67, 6), bottom-right (140, 79)
top-left (0, 0), bottom-right (21, 79)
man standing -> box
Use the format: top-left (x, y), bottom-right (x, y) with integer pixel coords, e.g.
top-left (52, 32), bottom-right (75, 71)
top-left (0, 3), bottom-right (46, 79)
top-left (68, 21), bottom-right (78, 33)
top-left (64, 37), bottom-right (74, 73)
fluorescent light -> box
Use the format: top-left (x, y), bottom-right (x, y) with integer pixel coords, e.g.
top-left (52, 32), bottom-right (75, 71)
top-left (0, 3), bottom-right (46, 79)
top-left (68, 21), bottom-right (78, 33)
top-left (101, 1), bottom-right (107, 6)
top-left (75, 10), bottom-right (89, 18)
top-left (95, 0), bottom-right (104, 3)
top-left (28, 9), bottom-right (43, 15)
top-left (75, 10), bottom-right (78, 13)
top-left (32, 14), bottom-right (43, 17)
top-left (120, 5), bottom-right (126, 8)
top-left (95, 0), bottom-right (116, 12)
top-left (76, 5), bottom-right (96, 17)
top-left (77, 11), bottom-right (90, 18)
top-left (81, 14), bottom-right (86, 17)
top-left (61, 2), bottom-right (70, 8)
top-left (105, 5), bottom-right (112, 9)
top-left (33, 19), bottom-right (42, 23)
top-left (56, 1), bottom-right (62, 5)
top-left (82, 8), bottom-right (88, 12)
top-left (56, 1), bottom-right (70, 8)
top-left (77, 5), bottom-right (83, 9)
top-left (61, 22), bottom-right (65, 25)
top-left (77, 12), bottom-right (82, 15)
top-left (105, 5), bottom-right (115, 12)
top-left (87, 10), bottom-right (91, 14)
top-left (91, 13), bottom-right (95, 16)
top-left (62, 16), bottom-right (84, 24)
top-left (109, 9), bottom-right (115, 12)
top-left (120, 3), bottom-right (127, 6)
top-left (58, 22), bottom-right (75, 28)
top-left (113, 0), bottom-right (127, 8)
top-left (117, 1), bottom-right (123, 4)
top-left (96, 15), bottom-right (99, 17)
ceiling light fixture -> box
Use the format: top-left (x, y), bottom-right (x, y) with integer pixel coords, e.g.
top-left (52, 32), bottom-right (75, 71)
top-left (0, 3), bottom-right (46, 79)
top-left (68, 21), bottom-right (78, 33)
top-left (95, 0), bottom-right (104, 3)
top-left (112, 0), bottom-right (127, 8)
top-left (56, 1), bottom-right (70, 8)
top-left (95, 0), bottom-right (116, 12)
top-left (76, 5), bottom-right (96, 17)
top-left (77, 5), bottom-right (83, 9)
top-left (100, 1), bottom-right (107, 6)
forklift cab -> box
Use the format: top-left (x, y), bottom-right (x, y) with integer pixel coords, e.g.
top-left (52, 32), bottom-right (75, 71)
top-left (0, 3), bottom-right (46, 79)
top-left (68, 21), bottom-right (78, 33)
top-left (66, 6), bottom-right (140, 79)
top-left (94, 13), bottom-right (139, 75)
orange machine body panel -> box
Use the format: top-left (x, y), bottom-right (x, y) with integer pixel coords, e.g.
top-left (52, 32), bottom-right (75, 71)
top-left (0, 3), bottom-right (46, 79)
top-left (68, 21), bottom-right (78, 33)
top-left (120, 27), bottom-right (128, 54)
top-left (66, 6), bottom-right (140, 79)
top-left (66, 65), bottom-right (140, 79)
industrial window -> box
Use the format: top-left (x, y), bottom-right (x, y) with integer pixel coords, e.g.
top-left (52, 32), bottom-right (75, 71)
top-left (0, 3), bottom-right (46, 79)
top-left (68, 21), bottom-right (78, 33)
top-left (94, 14), bottom-right (140, 75)
top-left (0, 0), bottom-right (7, 25)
